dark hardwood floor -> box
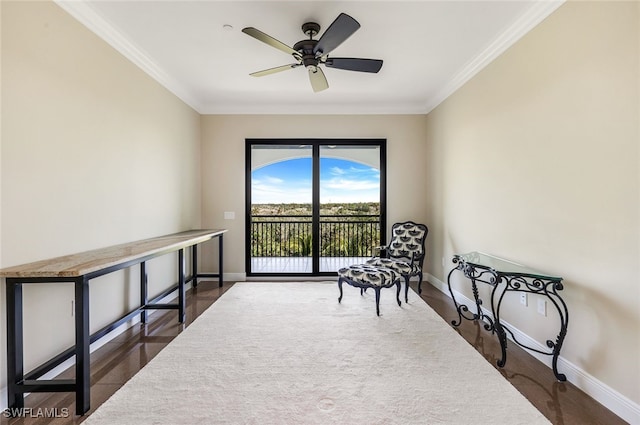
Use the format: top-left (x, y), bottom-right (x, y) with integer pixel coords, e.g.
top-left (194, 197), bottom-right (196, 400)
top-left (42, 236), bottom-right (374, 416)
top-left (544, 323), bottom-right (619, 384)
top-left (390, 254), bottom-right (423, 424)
top-left (1, 280), bottom-right (627, 425)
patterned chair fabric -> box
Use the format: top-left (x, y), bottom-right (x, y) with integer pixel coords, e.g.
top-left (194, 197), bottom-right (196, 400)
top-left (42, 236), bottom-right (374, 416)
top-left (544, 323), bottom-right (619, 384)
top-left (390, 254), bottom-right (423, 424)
top-left (337, 264), bottom-right (399, 287)
top-left (337, 264), bottom-right (402, 316)
top-left (369, 221), bottom-right (428, 301)
top-left (364, 257), bottom-right (413, 275)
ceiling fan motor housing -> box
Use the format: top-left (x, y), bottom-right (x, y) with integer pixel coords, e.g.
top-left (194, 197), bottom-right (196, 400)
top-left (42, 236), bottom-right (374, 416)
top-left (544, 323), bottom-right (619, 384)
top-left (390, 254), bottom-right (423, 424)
top-left (293, 37), bottom-right (320, 69)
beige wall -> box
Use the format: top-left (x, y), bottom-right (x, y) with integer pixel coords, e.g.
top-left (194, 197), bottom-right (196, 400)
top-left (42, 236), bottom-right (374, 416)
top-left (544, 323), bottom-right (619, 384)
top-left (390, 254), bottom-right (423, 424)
top-left (200, 115), bottom-right (429, 276)
top-left (425, 0), bottom-right (639, 407)
top-left (1, 0), bottom-right (201, 392)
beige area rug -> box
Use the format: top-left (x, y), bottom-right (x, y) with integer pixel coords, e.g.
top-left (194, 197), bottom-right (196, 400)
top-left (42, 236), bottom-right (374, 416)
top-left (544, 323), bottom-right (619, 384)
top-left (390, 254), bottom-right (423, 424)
top-left (84, 282), bottom-right (550, 425)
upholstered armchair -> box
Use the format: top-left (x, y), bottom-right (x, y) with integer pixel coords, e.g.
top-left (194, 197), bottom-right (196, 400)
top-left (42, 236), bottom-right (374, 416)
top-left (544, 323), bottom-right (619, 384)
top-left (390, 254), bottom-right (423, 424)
top-left (337, 221), bottom-right (428, 315)
top-left (366, 221), bottom-right (428, 302)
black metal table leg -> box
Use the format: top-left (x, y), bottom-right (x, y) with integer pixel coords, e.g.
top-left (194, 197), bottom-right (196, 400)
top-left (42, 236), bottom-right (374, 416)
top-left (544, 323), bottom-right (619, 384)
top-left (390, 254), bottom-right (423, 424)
top-left (74, 277), bottom-right (90, 415)
top-left (218, 234), bottom-right (224, 287)
top-left (6, 279), bottom-right (24, 414)
top-left (470, 278), bottom-right (483, 320)
top-left (192, 244), bottom-right (198, 288)
top-left (178, 249), bottom-right (185, 323)
top-left (447, 267), bottom-right (469, 327)
top-left (140, 262), bottom-right (148, 324)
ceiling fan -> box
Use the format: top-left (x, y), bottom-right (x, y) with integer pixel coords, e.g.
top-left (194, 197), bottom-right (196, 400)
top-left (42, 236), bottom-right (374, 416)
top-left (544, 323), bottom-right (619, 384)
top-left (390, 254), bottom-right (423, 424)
top-left (242, 13), bottom-right (383, 93)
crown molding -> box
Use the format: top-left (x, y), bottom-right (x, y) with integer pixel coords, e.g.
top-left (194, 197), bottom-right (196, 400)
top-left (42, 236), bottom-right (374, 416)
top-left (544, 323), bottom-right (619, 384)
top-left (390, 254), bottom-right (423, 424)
top-left (423, 0), bottom-right (565, 114)
top-left (54, 0), bottom-right (563, 116)
top-left (54, 0), bottom-right (204, 113)
top-left (200, 101), bottom-right (428, 115)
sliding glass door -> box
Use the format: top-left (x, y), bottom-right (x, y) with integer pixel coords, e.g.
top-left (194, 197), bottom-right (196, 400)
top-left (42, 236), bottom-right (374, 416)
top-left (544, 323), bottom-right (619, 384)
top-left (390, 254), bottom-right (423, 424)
top-left (319, 145), bottom-right (383, 272)
top-left (246, 139), bottom-right (386, 276)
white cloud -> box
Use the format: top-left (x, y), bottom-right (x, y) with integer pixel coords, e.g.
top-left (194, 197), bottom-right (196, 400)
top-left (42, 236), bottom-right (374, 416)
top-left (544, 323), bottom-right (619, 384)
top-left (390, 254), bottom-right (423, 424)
top-left (322, 178), bottom-right (379, 191)
top-left (252, 178), bottom-right (312, 204)
top-left (330, 166), bottom-right (346, 175)
top-left (264, 176), bottom-right (284, 184)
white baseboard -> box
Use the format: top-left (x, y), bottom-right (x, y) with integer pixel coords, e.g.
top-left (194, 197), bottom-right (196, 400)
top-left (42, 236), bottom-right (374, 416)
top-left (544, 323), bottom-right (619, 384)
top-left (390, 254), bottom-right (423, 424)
top-left (0, 283), bottom-right (191, 412)
top-left (427, 273), bottom-right (640, 425)
top-left (197, 272), bottom-right (245, 283)
top-left (222, 272), bottom-right (246, 282)
top-left (246, 275), bottom-right (334, 282)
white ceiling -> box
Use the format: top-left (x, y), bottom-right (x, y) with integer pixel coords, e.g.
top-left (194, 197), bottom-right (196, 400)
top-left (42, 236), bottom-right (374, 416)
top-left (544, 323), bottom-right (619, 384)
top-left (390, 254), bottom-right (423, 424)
top-left (55, 1), bottom-right (563, 115)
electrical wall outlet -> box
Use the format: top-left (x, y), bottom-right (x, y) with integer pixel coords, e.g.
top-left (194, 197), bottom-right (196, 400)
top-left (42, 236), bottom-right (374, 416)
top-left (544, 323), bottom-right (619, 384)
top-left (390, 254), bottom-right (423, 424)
top-left (519, 292), bottom-right (528, 306)
top-left (224, 211), bottom-right (235, 220)
top-left (537, 299), bottom-right (547, 316)
top-left (442, 256), bottom-right (446, 267)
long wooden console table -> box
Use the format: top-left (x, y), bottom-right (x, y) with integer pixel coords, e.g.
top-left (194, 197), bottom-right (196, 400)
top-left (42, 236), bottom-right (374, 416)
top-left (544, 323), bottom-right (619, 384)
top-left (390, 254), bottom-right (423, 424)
top-left (1, 229), bottom-right (227, 416)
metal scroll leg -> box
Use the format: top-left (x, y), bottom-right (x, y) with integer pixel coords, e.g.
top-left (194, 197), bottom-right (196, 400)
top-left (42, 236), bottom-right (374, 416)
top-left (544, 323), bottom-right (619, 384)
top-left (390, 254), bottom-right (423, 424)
top-left (492, 282), bottom-right (508, 369)
top-left (470, 278), bottom-right (482, 320)
top-left (75, 277), bottom-right (91, 415)
top-left (495, 321), bottom-right (508, 368)
top-left (178, 249), bottom-right (186, 323)
top-left (446, 267), bottom-right (464, 326)
top-left (6, 279), bottom-right (25, 414)
top-left (549, 294), bottom-right (569, 381)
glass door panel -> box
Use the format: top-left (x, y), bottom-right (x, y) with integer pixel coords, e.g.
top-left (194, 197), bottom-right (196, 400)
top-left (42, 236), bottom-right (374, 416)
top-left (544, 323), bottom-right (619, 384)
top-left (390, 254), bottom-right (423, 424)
top-left (249, 144), bottom-right (312, 274)
top-left (319, 145), bottom-right (382, 272)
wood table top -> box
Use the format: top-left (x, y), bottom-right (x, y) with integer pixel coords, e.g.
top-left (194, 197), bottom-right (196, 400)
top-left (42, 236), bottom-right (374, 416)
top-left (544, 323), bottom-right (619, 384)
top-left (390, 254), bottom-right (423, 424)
top-left (0, 229), bottom-right (227, 278)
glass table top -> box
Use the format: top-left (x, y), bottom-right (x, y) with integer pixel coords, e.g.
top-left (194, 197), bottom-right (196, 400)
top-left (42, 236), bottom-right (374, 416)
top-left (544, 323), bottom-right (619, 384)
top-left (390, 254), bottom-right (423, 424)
top-left (456, 251), bottom-right (562, 281)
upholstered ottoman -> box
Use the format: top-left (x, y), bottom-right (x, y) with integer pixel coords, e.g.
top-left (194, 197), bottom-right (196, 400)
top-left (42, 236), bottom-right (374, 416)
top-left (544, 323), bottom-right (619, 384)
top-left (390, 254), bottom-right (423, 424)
top-left (337, 264), bottom-right (402, 316)
top-left (365, 258), bottom-right (414, 302)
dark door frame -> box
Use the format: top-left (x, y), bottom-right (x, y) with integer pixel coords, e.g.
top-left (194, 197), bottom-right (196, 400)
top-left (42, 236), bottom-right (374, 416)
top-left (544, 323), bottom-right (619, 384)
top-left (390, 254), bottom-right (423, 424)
top-left (245, 138), bottom-right (387, 277)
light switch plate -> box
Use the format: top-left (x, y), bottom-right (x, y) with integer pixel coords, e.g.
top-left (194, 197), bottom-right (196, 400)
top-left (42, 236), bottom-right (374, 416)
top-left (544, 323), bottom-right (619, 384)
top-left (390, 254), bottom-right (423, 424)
top-left (537, 299), bottom-right (547, 316)
top-left (519, 293), bottom-right (528, 306)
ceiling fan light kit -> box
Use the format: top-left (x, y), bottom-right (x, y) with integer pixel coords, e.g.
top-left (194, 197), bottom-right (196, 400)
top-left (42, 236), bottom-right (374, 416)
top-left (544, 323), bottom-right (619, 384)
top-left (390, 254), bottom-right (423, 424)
top-left (242, 13), bottom-right (383, 92)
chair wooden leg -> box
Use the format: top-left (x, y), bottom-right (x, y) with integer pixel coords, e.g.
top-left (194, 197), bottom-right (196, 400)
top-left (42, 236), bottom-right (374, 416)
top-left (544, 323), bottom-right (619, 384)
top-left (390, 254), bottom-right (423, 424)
top-left (404, 276), bottom-right (410, 302)
top-left (374, 287), bottom-right (381, 316)
top-left (418, 272), bottom-right (424, 294)
top-left (396, 281), bottom-right (402, 306)
top-left (338, 278), bottom-right (344, 303)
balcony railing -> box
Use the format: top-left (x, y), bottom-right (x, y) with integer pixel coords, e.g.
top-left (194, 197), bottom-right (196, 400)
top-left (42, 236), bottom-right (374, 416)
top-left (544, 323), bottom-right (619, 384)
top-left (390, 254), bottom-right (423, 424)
top-left (250, 215), bottom-right (380, 258)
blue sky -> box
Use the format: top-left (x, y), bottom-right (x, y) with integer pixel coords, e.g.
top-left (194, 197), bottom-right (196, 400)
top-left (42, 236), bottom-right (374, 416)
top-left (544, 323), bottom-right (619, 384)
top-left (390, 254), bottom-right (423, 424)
top-left (252, 158), bottom-right (380, 204)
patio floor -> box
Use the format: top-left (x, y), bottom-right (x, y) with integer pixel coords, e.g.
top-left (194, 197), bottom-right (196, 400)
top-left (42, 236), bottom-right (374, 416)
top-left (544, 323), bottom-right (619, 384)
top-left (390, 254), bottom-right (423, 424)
top-left (251, 256), bottom-right (369, 273)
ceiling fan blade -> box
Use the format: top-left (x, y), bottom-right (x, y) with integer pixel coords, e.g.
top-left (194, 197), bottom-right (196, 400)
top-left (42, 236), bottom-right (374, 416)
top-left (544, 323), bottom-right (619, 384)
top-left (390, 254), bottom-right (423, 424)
top-left (325, 58), bottom-right (383, 73)
top-left (242, 27), bottom-right (299, 57)
top-left (250, 63), bottom-right (301, 77)
top-left (308, 67), bottom-right (329, 92)
top-left (313, 13), bottom-right (360, 56)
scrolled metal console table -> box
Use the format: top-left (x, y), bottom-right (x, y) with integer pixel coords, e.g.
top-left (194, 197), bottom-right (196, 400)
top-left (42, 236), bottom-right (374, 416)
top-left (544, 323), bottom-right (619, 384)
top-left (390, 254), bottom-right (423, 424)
top-left (446, 252), bottom-right (568, 381)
